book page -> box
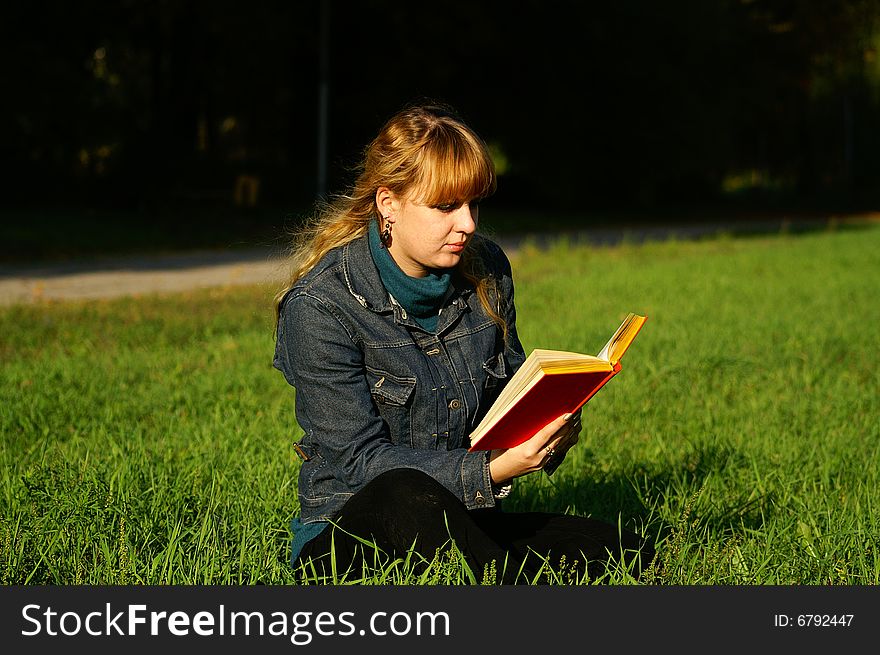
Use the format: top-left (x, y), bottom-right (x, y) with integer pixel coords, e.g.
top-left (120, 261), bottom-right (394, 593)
top-left (596, 313), bottom-right (647, 364)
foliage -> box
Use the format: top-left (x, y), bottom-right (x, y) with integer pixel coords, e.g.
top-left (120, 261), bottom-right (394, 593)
top-left (3, 1), bottom-right (880, 211)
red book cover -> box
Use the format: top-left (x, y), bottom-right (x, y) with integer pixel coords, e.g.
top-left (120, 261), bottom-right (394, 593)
top-left (468, 364), bottom-right (620, 451)
top-left (468, 313), bottom-right (646, 453)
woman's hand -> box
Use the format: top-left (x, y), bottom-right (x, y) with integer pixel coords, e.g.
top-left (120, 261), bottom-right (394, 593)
top-left (487, 409), bottom-right (582, 484)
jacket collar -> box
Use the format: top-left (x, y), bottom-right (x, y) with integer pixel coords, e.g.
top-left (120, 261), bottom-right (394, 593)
top-left (340, 233), bottom-right (473, 330)
top-left (340, 232), bottom-right (393, 313)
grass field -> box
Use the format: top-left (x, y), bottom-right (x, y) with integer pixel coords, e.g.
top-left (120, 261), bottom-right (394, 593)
top-left (1, 221), bottom-right (878, 584)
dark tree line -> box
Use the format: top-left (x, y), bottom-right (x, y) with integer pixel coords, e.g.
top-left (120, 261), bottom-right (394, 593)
top-left (2, 0), bottom-right (879, 217)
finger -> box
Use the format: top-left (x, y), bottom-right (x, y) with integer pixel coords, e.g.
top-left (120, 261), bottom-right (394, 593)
top-left (543, 432), bottom-right (569, 457)
top-left (530, 413), bottom-right (574, 450)
top-left (554, 430), bottom-right (574, 448)
top-left (551, 417), bottom-right (582, 449)
top-left (539, 441), bottom-right (561, 467)
top-left (540, 433), bottom-right (577, 470)
top-left (558, 419), bottom-right (582, 442)
top-left (554, 432), bottom-right (579, 455)
top-left (560, 433), bottom-right (580, 452)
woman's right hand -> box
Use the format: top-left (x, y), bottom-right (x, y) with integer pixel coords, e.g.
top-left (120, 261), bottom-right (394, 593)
top-left (487, 411), bottom-right (581, 484)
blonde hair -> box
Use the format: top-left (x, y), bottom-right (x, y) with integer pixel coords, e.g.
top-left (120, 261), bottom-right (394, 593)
top-left (273, 102), bottom-right (508, 340)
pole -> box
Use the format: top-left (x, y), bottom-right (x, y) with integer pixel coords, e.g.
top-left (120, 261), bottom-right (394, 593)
top-left (317, 0), bottom-right (330, 200)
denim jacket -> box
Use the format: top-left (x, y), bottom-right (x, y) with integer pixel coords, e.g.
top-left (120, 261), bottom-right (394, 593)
top-left (273, 232), bottom-right (526, 525)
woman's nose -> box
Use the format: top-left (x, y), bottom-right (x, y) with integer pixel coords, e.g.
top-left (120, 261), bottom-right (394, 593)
top-left (456, 204), bottom-right (477, 234)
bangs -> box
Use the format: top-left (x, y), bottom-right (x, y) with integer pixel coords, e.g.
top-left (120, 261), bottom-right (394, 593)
top-left (409, 127), bottom-right (496, 207)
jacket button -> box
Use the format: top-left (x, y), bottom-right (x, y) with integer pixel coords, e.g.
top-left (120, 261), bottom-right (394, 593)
top-left (448, 399), bottom-right (461, 410)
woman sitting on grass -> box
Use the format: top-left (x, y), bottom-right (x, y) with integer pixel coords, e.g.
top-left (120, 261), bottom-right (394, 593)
top-left (272, 101), bottom-right (654, 583)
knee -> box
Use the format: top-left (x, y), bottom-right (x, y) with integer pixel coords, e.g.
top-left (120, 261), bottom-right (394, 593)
top-left (362, 468), bottom-right (453, 511)
top-left (366, 467), bottom-right (442, 496)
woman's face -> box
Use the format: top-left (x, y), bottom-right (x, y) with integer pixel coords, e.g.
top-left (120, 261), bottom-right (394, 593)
top-left (377, 187), bottom-right (479, 278)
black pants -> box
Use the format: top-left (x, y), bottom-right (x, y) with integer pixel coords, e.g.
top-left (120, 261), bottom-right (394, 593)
top-left (296, 468), bottom-right (655, 584)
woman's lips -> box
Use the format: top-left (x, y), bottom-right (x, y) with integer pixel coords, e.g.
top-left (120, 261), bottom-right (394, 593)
top-left (446, 242), bottom-right (467, 252)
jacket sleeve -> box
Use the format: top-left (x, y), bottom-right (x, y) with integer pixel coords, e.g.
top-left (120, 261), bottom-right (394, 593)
top-left (274, 291), bottom-right (498, 511)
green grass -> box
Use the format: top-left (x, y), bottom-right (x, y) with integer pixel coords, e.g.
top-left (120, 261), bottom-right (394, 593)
top-left (1, 221), bottom-right (878, 584)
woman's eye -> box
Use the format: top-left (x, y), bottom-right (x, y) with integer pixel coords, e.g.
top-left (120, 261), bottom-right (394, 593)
top-left (434, 200), bottom-right (480, 212)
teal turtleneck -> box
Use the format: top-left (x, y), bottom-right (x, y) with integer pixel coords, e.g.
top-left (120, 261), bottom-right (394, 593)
top-left (368, 219), bottom-right (452, 331)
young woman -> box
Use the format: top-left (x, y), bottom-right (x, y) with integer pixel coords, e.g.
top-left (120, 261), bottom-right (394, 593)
top-left (273, 102), bottom-right (653, 583)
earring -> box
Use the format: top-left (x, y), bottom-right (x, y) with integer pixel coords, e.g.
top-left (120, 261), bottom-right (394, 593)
top-left (380, 217), bottom-right (392, 248)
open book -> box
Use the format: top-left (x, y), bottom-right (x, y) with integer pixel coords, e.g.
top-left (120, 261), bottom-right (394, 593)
top-left (468, 313), bottom-right (647, 454)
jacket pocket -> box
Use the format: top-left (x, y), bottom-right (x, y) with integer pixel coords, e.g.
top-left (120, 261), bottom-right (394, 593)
top-left (482, 353), bottom-right (508, 389)
top-left (366, 367), bottom-right (417, 405)
top-left (479, 353), bottom-right (509, 421)
top-left (366, 367), bottom-right (417, 445)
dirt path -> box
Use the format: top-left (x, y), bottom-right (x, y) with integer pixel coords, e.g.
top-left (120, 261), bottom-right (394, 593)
top-left (0, 248), bottom-right (290, 305)
top-left (0, 216), bottom-right (865, 305)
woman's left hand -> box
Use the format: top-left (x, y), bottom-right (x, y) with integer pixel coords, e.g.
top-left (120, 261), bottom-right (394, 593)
top-left (487, 409), bottom-right (583, 484)
top-left (542, 411), bottom-right (582, 474)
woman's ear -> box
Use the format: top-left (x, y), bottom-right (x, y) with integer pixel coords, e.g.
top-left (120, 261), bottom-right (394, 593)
top-left (375, 187), bottom-right (399, 218)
